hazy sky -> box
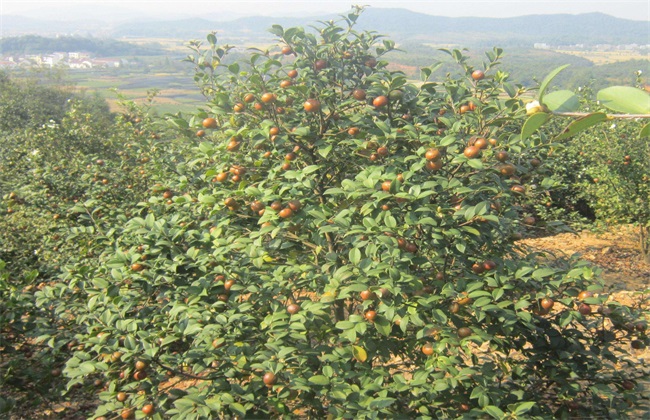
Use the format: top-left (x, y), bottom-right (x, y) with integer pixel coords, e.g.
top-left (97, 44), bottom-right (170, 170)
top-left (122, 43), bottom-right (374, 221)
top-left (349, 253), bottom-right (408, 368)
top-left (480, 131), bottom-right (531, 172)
top-left (1, 0), bottom-right (649, 22)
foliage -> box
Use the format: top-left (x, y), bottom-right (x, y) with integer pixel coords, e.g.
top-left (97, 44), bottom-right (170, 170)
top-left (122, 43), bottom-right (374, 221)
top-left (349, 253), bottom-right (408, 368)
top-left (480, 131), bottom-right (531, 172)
top-left (0, 35), bottom-right (164, 57)
top-left (1, 8), bottom-right (648, 419)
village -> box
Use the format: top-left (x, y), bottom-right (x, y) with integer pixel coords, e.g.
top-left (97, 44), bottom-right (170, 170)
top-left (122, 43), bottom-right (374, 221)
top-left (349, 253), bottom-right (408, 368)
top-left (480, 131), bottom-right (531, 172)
top-left (0, 52), bottom-right (125, 69)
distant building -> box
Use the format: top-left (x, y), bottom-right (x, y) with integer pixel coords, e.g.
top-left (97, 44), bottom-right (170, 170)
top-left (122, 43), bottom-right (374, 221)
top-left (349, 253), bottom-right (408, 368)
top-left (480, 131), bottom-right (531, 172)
top-left (533, 43), bottom-right (550, 50)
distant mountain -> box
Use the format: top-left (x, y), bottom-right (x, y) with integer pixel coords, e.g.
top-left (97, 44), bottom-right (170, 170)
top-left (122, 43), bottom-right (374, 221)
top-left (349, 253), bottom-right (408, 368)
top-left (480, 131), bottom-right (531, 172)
top-left (113, 9), bottom-right (650, 46)
top-left (2, 9), bottom-right (648, 47)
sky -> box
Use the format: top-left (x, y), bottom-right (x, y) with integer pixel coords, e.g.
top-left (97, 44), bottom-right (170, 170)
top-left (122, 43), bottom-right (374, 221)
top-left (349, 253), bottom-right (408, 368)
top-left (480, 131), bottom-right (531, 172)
top-left (1, 0), bottom-right (649, 22)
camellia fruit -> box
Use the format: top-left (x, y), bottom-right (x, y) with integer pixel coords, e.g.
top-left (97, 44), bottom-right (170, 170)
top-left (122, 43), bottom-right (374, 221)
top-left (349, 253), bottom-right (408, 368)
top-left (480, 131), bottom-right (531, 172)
top-left (202, 117), bottom-right (217, 129)
top-left (425, 148), bottom-right (441, 161)
top-left (303, 99), bottom-right (321, 113)
top-left (471, 69), bottom-right (485, 80)
top-left (352, 88), bottom-right (366, 101)
top-left (421, 343), bottom-right (434, 356)
top-left (463, 146), bottom-right (481, 159)
top-left (263, 372), bottom-right (277, 387)
top-left (372, 95), bottom-right (388, 108)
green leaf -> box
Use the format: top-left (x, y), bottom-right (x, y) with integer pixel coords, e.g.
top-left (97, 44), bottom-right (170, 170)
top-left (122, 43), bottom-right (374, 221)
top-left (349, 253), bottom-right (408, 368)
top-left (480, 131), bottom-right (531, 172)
top-left (349, 248), bottom-right (361, 265)
top-left (640, 122), bottom-right (650, 138)
top-left (521, 112), bottom-right (550, 140)
top-left (484, 405), bottom-right (506, 419)
top-left (538, 64), bottom-right (569, 104)
top-left (597, 86), bottom-right (650, 114)
top-left (229, 403), bottom-right (246, 416)
top-left (352, 345), bottom-right (367, 362)
top-left (555, 112), bottom-right (608, 140)
top-left (308, 375), bottom-right (330, 385)
top-left (369, 397), bottom-right (396, 410)
top-left (543, 90), bottom-right (579, 112)
top-left (513, 401), bottom-right (536, 415)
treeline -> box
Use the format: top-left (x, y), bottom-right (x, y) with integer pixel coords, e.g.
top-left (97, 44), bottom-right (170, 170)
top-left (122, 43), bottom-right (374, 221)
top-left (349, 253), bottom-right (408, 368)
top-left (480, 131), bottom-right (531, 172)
top-left (386, 43), bottom-right (647, 91)
top-left (0, 35), bottom-right (165, 57)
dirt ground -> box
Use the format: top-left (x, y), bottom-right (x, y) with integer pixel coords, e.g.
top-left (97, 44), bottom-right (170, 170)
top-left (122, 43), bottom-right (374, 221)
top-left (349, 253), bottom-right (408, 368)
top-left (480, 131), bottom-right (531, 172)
top-left (521, 224), bottom-right (650, 296)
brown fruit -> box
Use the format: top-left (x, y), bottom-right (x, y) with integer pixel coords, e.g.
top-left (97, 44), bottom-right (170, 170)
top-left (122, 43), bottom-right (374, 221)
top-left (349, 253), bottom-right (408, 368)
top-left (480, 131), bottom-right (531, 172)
top-left (360, 290), bottom-right (376, 301)
top-left (254, 102), bottom-right (264, 111)
top-left (233, 103), bottom-right (245, 113)
top-left (226, 139), bottom-right (241, 151)
top-left (449, 302), bottom-right (460, 314)
top-left (131, 263), bottom-right (144, 272)
top-left (348, 127), bottom-right (360, 136)
top-left (377, 146), bottom-right (389, 157)
top-left (287, 303), bottom-right (300, 315)
top-left (381, 180), bottom-right (392, 192)
top-left (224, 279), bottom-right (236, 291)
top-left (373, 96), bottom-right (388, 108)
top-left (511, 185), bottom-right (526, 194)
top-left (364, 310), bottom-right (377, 322)
top-left (421, 343), bottom-right (434, 356)
top-left (133, 370), bottom-right (147, 381)
top-left (404, 242), bottom-right (418, 253)
top-left (162, 190), bottom-right (173, 199)
top-left (522, 216), bottom-right (536, 225)
top-left (622, 380), bottom-right (635, 391)
top-left (495, 150), bottom-right (509, 162)
top-left (303, 99), bottom-right (321, 113)
top-left (278, 208), bottom-right (294, 219)
top-left (352, 88), bottom-right (366, 101)
top-left (261, 92), bottom-right (276, 103)
top-left (314, 59), bottom-right (328, 71)
top-left (457, 327), bottom-right (472, 338)
top-left (280, 80), bottom-right (292, 89)
top-left (202, 117), bottom-right (218, 129)
top-left (142, 404), bottom-right (155, 417)
top-left (459, 105), bottom-right (470, 114)
top-left (215, 172), bottom-right (228, 182)
top-left (488, 138), bottom-right (498, 146)
top-left (471, 263), bottom-right (485, 274)
top-left (540, 298), bottom-right (554, 310)
top-left (269, 126), bottom-right (279, 136)
top-left (243, 93), bottom-right (255, 103)
top-left (250, 201), bottom-right (265, 213)
top-left (577, 290), bottom-right (593, 301)
top-left (530, 158), bottom-right (542, 168)
top-left (482, 260), bottom-right (496, 271)
top-left (263, 372), bottom-right (277, 386)
top-left (425, 148), bottom-right (441, 161)
top-left (135, 360), bottom-right (148, 371)
top-left (498, 164), bottom-right (516, 176)
top-left (471, 69), bottom-right (485, 80)
top-left (196, 129), bottom-right (206, 137)
top-left (116, 392), bottom-right (128, 402)
top-left (281, 45), bottom-right (293, 55)
top-left (578, 303), bottom-right (592, 316)
top-left (224, 197), bottom-right (238, 208)
top-left (426, 160), bottom-right (443, 172)
top-left (364, 57), bottom-right (377, 68)
top-left (287, 69), bottom-right (298, 78)
top-left (121, 409), bottom-right (135, 420)
top-left (270, 201), bottom-right (283, 212)
top-left (463, 146), bottom-right (480, 159)
top-left (287, 200), bottom-right (302, 212)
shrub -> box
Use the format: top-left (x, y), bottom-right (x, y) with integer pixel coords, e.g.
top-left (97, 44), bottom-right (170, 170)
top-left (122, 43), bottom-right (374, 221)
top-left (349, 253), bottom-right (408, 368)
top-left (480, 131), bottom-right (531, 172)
top-left (22, 8), bottom-right (650, 419)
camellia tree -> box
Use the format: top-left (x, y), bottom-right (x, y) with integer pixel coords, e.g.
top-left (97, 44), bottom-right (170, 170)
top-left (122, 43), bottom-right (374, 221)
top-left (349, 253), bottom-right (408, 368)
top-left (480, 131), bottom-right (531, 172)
top-left (33, 7), bottom-right (648, 419)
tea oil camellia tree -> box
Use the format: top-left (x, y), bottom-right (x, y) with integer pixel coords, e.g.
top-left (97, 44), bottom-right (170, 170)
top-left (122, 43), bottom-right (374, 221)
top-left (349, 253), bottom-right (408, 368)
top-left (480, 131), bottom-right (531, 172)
top-left (36, 7), bottom-right (648, 419)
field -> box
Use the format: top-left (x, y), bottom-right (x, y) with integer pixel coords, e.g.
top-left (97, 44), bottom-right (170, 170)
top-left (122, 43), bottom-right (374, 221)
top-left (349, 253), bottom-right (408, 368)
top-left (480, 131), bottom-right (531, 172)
top-left (555, 49), bottom-right (649, 65)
